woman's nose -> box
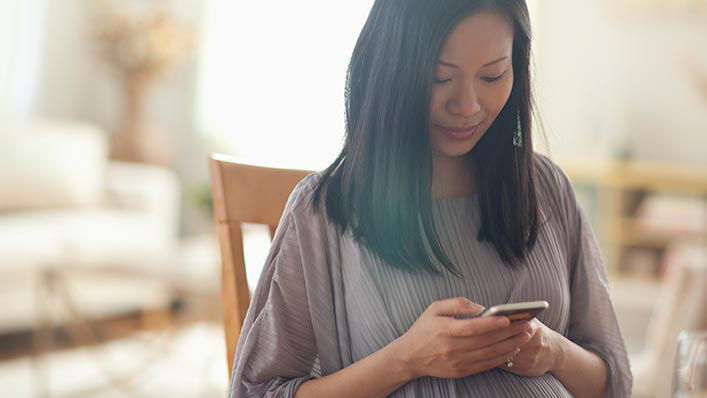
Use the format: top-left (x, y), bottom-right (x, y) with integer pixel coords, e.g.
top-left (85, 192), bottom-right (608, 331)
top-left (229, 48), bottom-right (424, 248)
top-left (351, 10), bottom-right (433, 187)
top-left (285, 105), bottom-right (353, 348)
top-left (447, 85), bottom-right (481, 118)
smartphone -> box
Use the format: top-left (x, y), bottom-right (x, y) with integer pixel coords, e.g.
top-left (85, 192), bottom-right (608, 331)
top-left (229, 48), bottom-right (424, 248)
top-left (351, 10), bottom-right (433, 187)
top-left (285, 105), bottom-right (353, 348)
top-left (481, 300), bottom-right (549, 322)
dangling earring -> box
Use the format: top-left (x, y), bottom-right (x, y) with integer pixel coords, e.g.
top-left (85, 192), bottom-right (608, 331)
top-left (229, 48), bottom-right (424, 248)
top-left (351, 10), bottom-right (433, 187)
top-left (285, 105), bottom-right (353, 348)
top-left (513, 110), bottom-right (523, 148)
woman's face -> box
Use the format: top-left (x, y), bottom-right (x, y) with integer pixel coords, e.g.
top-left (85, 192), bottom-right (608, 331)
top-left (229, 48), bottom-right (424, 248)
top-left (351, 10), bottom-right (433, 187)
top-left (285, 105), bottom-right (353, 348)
top-left (429, 11), bottom-right (515, 161)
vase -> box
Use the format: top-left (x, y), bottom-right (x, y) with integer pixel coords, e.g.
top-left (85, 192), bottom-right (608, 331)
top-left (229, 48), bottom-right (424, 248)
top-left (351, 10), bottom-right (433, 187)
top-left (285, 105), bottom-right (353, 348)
top-left (110, 73), bottom-right (172, 167)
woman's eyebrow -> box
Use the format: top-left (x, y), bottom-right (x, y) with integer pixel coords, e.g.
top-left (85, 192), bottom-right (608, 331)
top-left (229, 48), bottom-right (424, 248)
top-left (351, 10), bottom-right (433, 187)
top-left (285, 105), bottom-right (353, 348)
top-left (437, 56), bottom-right (509, 68)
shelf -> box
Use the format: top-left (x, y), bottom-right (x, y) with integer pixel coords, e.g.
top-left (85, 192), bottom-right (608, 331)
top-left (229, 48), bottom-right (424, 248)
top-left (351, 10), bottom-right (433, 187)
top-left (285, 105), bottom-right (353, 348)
top-left (618, 162), bottom-right (707, 191)
top-left (558, 158), bottom-right (707, 194)
top-left (619, 218), bottom-right (707, 249)
top-left (558, 158), bottom-right (707, 280)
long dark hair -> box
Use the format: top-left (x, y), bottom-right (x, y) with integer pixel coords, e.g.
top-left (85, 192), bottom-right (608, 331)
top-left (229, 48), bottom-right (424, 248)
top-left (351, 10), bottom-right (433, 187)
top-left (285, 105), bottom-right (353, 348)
top-left (312, 0), bottom-right (539, 274)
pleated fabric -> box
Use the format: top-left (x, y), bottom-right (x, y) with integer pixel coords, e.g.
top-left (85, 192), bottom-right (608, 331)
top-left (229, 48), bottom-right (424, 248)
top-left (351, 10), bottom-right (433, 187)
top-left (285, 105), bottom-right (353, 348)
top-left (229, 155), bottom-right (632, 397)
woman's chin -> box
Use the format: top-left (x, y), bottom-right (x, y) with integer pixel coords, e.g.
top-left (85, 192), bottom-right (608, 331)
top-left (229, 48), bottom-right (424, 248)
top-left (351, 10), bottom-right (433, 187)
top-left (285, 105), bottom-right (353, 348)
top-left (434, 142), bottom-right (478, 160)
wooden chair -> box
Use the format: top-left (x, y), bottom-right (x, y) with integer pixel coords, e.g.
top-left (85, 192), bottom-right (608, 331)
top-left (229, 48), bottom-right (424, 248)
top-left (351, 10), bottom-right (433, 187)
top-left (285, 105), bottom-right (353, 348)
top-left (208, 154), bottom-right (312, 378)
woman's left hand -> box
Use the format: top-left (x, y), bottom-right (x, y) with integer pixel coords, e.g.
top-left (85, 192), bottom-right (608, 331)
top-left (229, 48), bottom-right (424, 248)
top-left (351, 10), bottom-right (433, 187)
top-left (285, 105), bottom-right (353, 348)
top-left (498, 318), bottom-right (565, 377)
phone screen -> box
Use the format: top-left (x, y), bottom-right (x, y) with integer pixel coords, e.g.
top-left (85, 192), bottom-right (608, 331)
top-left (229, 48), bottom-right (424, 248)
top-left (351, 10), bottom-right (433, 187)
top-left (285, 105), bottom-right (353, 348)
top-left (481, 301), bottom-right (549, 322)
top-left (498, 308), bottom-right (542, 322)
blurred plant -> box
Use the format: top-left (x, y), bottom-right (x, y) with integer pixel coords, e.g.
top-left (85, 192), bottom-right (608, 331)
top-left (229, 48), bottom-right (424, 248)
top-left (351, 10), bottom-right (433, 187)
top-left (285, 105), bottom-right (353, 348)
top-left (185, 181), bottom-right (214, 218)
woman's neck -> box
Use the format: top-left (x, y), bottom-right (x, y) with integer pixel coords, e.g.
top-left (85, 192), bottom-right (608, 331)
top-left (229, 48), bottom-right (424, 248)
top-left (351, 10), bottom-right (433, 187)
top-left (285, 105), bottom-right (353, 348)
top-left (431, 154), bottom-right (476, 199)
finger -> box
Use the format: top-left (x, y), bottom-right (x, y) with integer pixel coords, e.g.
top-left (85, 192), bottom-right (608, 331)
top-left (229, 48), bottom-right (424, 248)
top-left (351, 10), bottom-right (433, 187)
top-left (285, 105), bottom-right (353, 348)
top-left (527, 319), bottom-right (541, 336)
top-left (454, 321), bottom-right (531, 350)
top-left (474, 320), bottom-right (531, 343)
top-left (464, 329), bottom-right (532, 362)
top-left (447, 315), bottom-right (511, 337)
top-left (428, 297), bottom-right (485, 317)
top-left (463, 346), bottom-right (521, 375)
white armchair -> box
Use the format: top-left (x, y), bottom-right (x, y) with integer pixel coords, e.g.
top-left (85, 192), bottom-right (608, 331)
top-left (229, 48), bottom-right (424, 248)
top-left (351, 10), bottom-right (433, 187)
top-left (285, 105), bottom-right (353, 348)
top-left (0, 119), bottom-right (181, 333)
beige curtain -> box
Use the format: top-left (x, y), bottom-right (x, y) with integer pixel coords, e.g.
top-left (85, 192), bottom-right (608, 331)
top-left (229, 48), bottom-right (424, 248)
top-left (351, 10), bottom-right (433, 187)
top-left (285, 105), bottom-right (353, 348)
top-left (0, 0), bottom-right (46, 120)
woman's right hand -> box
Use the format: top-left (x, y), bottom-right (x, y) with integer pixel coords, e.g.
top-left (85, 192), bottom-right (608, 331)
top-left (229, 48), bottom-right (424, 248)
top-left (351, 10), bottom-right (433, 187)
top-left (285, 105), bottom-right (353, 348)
top-left (394, 297), bottom-right (533, 380)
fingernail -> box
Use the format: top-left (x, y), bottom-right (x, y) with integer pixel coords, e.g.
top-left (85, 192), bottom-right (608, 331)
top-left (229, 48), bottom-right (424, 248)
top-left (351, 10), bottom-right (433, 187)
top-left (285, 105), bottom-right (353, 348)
top-left (514, 348), bottom-right (521, 355)
top-left (497, 317), bottom-right (509, 326)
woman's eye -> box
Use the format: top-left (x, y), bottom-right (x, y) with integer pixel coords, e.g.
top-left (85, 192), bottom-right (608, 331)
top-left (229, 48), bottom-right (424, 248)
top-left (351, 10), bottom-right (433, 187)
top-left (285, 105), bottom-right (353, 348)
top-left (482, 73), bottom-right (505, 83)
top-left (435, 72), bottom-right (505, 84)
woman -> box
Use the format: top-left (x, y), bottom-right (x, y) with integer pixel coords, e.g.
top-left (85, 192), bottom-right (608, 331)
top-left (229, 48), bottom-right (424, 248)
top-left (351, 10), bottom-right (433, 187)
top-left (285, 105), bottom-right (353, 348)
top-left (230, 0), bottom-right (632, 397)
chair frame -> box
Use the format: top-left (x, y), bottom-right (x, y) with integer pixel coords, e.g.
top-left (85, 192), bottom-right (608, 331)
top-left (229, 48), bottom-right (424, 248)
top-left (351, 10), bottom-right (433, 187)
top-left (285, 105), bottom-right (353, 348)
top-left (208, 154), bottom-right (311, 378)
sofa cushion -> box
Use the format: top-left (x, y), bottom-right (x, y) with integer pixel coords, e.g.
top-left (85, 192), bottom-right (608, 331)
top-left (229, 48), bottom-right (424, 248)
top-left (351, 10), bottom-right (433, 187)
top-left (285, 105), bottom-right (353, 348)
top-left (0, 208), bottom-right (175, 273)
top-left (0, 120), bottom-right (108, 211)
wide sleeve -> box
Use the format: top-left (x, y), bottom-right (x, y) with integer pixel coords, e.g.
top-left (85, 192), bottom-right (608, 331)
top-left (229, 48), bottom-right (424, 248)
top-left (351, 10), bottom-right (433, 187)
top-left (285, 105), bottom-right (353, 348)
top-left (556, 164), bottom-right (633, 397)
top-left (228, 180), bottom-right (320, 397)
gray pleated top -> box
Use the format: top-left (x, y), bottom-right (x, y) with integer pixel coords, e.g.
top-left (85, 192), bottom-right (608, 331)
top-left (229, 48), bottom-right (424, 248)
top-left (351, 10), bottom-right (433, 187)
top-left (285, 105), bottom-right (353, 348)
top-left (229, 155), bottom-right (632, 397)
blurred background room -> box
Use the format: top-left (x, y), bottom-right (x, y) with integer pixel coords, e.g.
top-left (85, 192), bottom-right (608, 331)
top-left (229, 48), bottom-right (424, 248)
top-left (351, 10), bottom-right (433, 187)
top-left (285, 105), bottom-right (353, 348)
top-left (0, 0), bottom-right (705, 397)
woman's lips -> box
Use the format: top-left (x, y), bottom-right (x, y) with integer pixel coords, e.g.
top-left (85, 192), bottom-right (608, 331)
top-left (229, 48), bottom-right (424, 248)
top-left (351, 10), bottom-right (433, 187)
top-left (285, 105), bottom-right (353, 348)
top-left (436, 123), bottom-right (481, 141)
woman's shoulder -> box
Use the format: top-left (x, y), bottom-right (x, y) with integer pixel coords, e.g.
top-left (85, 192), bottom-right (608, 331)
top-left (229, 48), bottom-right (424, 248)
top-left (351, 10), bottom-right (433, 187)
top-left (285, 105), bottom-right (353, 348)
top-left (282, 171), bottom-right (327, 220)
top-left (533, 153), bottom-right (580, 224)
top-left (279, 172), bottom-right (343, 249)
top-left (534, 152), bottom-right (570, 184)
top-left (534, 153), bottom-right (574, 201)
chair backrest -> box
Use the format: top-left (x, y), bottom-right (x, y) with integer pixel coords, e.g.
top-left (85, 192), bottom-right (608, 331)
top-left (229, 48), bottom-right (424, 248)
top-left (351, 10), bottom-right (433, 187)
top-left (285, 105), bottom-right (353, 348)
top-left (208, 154), bottom-right (312, 379)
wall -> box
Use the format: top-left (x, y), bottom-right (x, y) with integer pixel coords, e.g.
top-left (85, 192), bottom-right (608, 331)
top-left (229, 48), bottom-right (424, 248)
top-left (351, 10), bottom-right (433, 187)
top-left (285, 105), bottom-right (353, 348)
top-left (532, 0), bottom-right (707, 166)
